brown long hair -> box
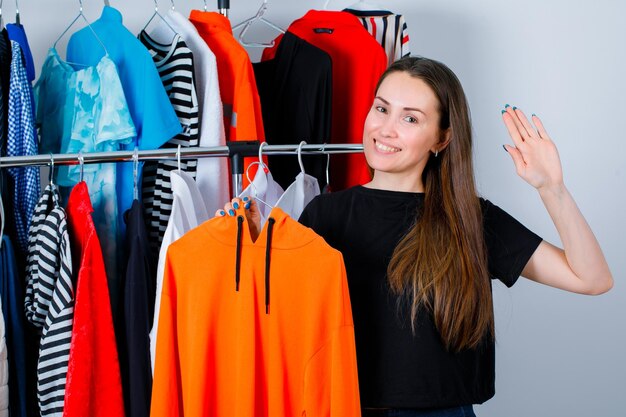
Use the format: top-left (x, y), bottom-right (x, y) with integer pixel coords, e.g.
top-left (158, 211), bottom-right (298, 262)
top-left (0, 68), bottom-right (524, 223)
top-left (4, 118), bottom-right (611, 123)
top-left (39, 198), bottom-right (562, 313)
top-left (384, 57), bottom-right (492, 352)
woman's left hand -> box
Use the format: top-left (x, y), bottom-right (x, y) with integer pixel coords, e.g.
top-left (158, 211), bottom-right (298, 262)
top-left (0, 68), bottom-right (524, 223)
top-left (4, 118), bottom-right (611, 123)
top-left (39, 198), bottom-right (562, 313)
top-left (501, 105), bottom-right (564, 191)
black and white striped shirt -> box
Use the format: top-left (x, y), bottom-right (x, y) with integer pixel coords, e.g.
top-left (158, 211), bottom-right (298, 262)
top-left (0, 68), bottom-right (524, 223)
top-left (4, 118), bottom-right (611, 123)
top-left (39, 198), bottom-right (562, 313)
top-left (345, 8), bottom-right (411, 67)
top-left (24, 184), bottom-right (73, 417)
top-left (139, 31), bottom-right (200, 254)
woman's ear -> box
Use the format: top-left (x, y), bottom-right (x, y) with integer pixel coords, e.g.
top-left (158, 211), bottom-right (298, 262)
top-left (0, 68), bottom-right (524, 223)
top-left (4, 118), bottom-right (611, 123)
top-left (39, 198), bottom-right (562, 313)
top-left (432, 128), bottom-right (452, 154)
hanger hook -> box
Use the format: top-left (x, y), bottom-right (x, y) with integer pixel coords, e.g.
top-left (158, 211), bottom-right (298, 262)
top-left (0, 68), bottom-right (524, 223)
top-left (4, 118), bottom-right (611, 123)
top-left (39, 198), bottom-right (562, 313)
top-left (322, 143), bottom-right (330, 186)
top-left (78, 151), bottom-right (84, 183)
top-left (297, 141), bottom-right (306, 174)
top-left (48, 153), bottom-right (55, 185)
top-left (133, 147), bottom-right (139, 201)
top-left (203, 0), bottom-right (207, 11)
top-left (78, 0), bottom-right (83, 13)
top-left (177, 144), bottom-right (182, 171)
top-left (170, 0), bottom-right (175, 10)
top-left (258, 141), bottom-right (269, 172)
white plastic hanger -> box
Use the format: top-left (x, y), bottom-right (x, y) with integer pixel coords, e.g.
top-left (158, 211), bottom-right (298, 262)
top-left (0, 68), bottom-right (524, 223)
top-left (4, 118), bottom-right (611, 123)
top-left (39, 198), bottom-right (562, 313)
top-left (239, 142), bottom-right (273, 210)
top-left (232, 0), bottom-right (285, 48)
top-left (142, 0), bottom-right (177, 37)
top-left (53, 0), bottom-right (109, 61)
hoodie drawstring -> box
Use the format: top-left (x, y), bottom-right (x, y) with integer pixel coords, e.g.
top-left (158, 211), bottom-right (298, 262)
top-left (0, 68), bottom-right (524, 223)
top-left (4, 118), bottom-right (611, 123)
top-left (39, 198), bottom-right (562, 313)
top-left (265, 217), bottom-right (275, 314)
top-left (235, 215), bottom-right (244, 291)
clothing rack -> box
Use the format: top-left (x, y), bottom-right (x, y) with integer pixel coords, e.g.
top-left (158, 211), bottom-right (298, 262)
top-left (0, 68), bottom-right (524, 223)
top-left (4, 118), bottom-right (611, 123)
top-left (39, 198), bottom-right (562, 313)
top-left (0, 142), bottom-right (364, 196)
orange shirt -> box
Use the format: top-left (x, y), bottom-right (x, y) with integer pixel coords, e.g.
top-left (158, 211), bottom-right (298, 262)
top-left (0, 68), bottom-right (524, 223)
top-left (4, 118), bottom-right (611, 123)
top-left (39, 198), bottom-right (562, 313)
top-left (190, 10), bottom-right (265, 188)
top-left (151, 207), bottom-right (360, 417)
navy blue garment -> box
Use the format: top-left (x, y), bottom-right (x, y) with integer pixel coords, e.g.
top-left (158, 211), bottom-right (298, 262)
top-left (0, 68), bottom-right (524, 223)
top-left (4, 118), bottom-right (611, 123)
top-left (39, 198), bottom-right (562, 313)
top-left (0, 235), bottom-right (28, 417)
top-left (118, 199), bottom-right (155, 417)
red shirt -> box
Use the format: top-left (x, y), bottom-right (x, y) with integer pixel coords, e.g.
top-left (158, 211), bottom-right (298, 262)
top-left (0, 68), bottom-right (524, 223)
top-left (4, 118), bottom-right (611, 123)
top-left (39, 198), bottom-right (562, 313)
top-left (63, 182), bottom-right (124, 417)
top-left (263, 10), bottom-right (387, 190)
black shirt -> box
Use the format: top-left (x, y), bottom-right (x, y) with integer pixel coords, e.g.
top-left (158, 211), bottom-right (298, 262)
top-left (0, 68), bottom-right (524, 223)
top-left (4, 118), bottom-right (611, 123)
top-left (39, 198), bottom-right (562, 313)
top-left (298, 186), bottom-right (542, 408)
top-left (253, 32), bottom-right (332, 191)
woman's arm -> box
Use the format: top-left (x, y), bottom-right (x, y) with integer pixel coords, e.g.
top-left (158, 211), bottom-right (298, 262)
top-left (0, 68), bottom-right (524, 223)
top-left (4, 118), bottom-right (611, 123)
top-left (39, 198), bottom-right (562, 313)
top-left (502, 106), bottom-right (613, 295)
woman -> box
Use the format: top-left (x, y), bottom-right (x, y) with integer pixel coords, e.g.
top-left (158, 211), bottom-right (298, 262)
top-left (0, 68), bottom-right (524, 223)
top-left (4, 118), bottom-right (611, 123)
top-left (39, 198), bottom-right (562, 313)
top-left (218, 57), bottom-right (613, 416)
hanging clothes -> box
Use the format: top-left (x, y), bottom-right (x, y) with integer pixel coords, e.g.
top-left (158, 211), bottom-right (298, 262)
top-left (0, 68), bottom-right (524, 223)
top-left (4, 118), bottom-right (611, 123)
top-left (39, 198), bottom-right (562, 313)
top-left (158, 10), bottom-right (229, 215)
top-left (34, 48), bottom-right (136, 318)
top-left (118, 199), bottom-right (154, 417)
top-left (65, 5), bottom-right (182, 258)
top-left (138, 31), bottom-right (200, 254)
top-left (344, 8), bottom-right (410, 67)
top-left (23, 184), bottom-right (73, 417)
top-left (63, 181), bottom-right (124, 417)
top-left (253, 32), bottom-right (332, 191)
top-left (262, 11), bottom-right (387, 191)
top-left (150, 169), bottom-right (208, 373)
top-left (275, 172), bottom-right (320, 221)
top-left (0, 29), bottom-right (10, 151)
top-left (6, 23), bottom-right (36, 116)
top-left (0, 235), bottom-right (27, 417)
top-left (0, 297), bottom-right (7, 417)
top-left (6, 41), bottom-right (39, 256)
top-left (151, 207), bottom-right (360, 417)
top-left (189, 10), bottom-right (265, 187)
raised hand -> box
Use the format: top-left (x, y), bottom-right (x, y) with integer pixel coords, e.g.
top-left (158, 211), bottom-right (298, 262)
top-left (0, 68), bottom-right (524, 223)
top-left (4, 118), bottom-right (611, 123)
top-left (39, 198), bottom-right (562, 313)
top-left (501, 105), bottom-right (563, 191)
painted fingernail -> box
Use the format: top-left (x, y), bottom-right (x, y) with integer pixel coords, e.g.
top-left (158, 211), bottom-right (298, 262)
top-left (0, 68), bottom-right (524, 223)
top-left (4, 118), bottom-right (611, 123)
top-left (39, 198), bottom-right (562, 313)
top-left (219, 210), bottom-right (225, 216)
top-left (502, 145), bottom-right (509, 153)
top-left (501, 110), bottom-right (506, 114)
top-left (505, 104), bottom-right (510, 108)
top-left (242, 196), bottom-right (249, 202)
top-left (228, 209), bottom-right (235, 216)
top-left (513, 106), bottom-right (517, 110)
top-left (245, 203), bottom-right (250, 209)
top-left (233, 202), bottom-right (239, 209)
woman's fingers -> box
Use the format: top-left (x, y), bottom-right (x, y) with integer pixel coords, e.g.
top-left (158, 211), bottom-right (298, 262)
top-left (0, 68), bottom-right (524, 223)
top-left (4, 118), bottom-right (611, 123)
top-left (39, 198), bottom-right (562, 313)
top-left (512, 107), bottom-right (540, 140)
top-left (532, 113), bottom-right (551, 140)
top-left (502, 110), bottom-right (526, 149)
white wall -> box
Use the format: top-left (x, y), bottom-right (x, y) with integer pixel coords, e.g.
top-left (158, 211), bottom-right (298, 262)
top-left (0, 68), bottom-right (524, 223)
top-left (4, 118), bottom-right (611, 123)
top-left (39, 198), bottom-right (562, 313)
top-left (8, 0), bottom-right (624, 415)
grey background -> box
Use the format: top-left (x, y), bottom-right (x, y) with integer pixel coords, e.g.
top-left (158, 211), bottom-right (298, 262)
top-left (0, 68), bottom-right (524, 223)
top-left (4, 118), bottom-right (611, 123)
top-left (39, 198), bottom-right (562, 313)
top-left (8, 0), bottom-right (624, 415)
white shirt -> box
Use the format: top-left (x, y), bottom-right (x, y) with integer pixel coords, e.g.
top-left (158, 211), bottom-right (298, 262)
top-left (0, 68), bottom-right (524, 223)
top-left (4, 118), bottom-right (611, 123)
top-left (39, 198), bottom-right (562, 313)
top-left (151, 11), bottom-right (230, 214)
top-left (276, 172), bottom-right (320, 221)
top-left (150, 170), bottom-right (209, 373)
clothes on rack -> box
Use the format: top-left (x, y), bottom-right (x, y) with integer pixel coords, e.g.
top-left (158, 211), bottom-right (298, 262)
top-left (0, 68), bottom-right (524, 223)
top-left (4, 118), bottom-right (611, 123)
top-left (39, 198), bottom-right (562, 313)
top-left (151, 206), bottom-right (360, 417)
top-left (63, 181), bottom-right (124, 417)
top-left (6, 40), bottom-right (39, 256)
top-left (0, 235), bottom-right (27, 417)
top-left (274, 171), bottom-right (320, 221)
top-left (139, 31), bottom-right (200, 254)
top-left (262, 10), bottom-right (387, 191)
top-left (65, 5), bottom-right (182, 246)
top-left (0, 30), bottom-right (10, 152)
top-left (253, 32), bottom-right (332, 191)
top-left (344, 8), bottom-right (410, 67)
top-left (23, 184), bottom-right (73, 417)
top-left (157, 10), bottom-right (229, 215)
top-left (34, 47), bottom-right (136, 313)
top-left (6, 23), bottom-right (36, 116)
top-left (189, 10), bottom-right (265, 186)
top-left (150, 169), bottom-right (208, 373)
top-left (118, 199), bottom-right (154, 417)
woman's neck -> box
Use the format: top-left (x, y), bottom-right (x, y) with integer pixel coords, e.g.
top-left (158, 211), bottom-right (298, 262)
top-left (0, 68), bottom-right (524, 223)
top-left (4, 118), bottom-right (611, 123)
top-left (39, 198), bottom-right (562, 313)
top-left (364, 172), bottom-right (424, 193)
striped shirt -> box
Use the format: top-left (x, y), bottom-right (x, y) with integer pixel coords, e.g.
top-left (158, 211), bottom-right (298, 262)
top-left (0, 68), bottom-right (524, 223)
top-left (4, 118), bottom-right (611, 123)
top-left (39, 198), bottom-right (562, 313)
top-left (24, 184), bottom-right (73, 417)
top-left (345, 9), bottom-right (411, 67)
top-left (139, 31), bottom-right (199, 255)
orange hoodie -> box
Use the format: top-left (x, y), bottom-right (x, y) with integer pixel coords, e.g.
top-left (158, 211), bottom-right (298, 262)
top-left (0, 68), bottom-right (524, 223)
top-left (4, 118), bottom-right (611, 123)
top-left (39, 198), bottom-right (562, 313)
top-left (151, 207), bottom-right (361, 417)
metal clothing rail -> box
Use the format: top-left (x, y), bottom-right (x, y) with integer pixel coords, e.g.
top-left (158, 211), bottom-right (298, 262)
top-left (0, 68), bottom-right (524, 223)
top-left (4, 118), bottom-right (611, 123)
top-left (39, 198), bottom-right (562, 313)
top-left (0, 142), bottom-right (365, 196)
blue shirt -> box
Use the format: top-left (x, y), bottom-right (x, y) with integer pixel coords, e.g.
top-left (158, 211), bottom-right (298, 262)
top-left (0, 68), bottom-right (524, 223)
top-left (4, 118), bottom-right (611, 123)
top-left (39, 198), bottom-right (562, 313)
top-left (6, 23), bottom-right (35, 117)
top-left (66, 5), bottom-right (182, 238)
top-left (7, 41), bottom-right (40, 255)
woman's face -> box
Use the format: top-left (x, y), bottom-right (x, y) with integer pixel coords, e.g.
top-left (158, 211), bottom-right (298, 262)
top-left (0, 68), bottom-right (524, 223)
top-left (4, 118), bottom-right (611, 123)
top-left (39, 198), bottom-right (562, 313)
top-left (363, 71), bottom-right (445, 183)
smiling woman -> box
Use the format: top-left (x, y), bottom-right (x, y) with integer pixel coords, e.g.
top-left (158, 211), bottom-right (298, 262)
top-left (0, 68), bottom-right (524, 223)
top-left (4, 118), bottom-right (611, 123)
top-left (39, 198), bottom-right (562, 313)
top-left (218, 56), bottom-right (612, 417)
